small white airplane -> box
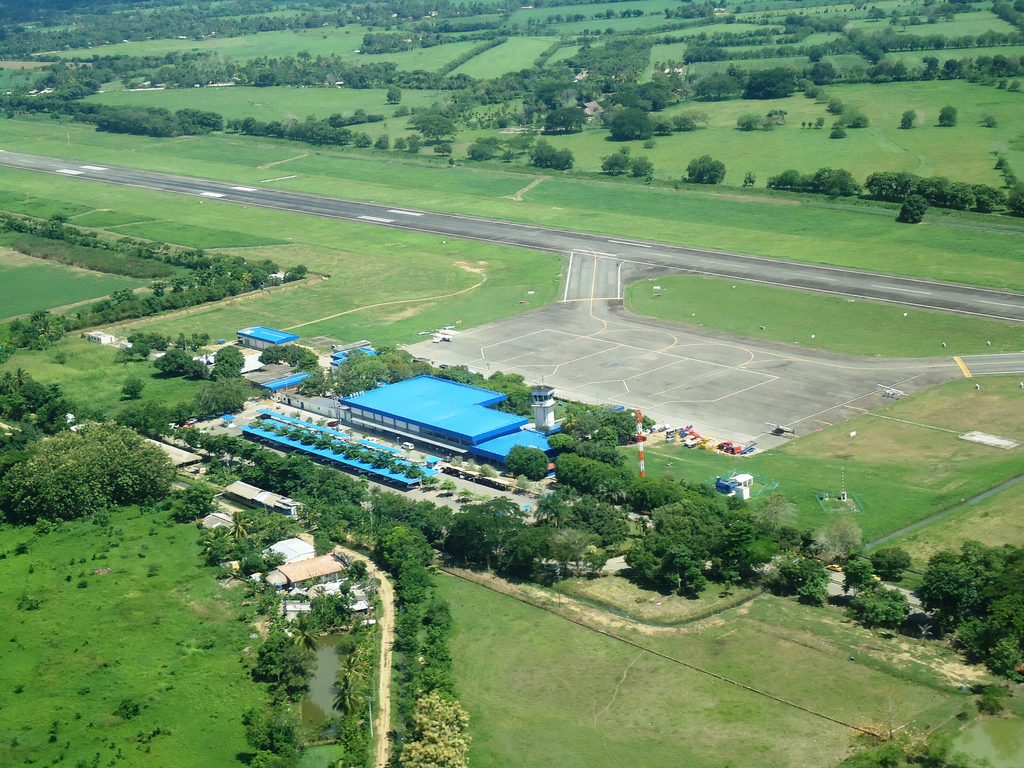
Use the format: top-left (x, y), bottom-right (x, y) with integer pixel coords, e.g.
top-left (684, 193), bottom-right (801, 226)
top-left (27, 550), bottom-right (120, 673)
top-left (877, 384), bottom-right (906, 398)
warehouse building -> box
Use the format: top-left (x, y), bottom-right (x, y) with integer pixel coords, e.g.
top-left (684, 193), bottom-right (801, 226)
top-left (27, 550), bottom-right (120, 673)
top-left (237, 326), bottom-right (300, 351)
top-left (338, 376), bottom-right (552, 462)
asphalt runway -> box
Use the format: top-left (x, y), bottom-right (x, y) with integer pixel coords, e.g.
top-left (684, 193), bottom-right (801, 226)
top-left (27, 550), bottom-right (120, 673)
top-left (409, 254), bottom-right (1024, 445)
top-left (3, 149), bottom-right (1024, 321)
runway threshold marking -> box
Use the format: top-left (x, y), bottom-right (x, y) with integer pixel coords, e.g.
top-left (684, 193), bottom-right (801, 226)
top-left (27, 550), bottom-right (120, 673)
top-left (953, 356), bottom-right (973, 378)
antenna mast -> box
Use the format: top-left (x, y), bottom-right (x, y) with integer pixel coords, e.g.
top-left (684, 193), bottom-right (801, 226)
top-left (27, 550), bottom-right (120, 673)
top-left (635, 408), bottom-right (645, 478)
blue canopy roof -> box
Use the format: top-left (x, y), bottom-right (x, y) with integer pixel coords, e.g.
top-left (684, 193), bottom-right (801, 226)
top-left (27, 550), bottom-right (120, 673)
top-left (238, 326), bottom-right (300, 345)
top-left (470, 430), bottom-right (553, 463)
top-left (241, 423), bottom-right (436, 487)
top-left (344, 376), bottom-right (527, 444)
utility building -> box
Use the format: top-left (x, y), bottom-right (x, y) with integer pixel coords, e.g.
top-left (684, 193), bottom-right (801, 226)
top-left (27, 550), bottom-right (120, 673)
top-left (531, 385), bottom-right (556, 430)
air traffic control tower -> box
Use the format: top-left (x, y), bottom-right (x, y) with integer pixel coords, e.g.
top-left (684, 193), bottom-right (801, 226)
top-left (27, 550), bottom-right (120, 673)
top-left (531, 385), bottom-right (556, 430)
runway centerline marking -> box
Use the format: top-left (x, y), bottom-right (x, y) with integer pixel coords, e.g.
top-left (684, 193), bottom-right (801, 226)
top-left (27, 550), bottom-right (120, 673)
top-left (358, 215), bottom-right (395, 224)
top-left (870, 284), bottom-right (931, 295)
top-left (608, 239), bottom-right (651, 248)
top-left (979, 300), bottom-right (1024, 309)
top-left (55, 169), bottom-right (83, 175)
top-left (232, 186), bottom-right (258, 192)
top-left (200, 191), bottom-right (225, 198)
top-left (80, 165), bottom-right (106, 171)
top-left (387, 209), bottom-right (424, 216)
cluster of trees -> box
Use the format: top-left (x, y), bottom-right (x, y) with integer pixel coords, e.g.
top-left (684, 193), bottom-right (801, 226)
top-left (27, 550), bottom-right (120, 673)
top-left (227, 111), bottom-right (384, 147)
top-left (767, 167), bottom-right (862, 198)
top-left (600, 147), bottom-right (653, 179)
top-left (529, 139), bottom-right (574, 170)
top-left (918, 541), bottom-right (1024, 683)
top-left (865, 171), bottom-right (1009, 213)
top-left (92, 106), bottom-right (223, 138)
top-left (0, 422), bottom-right (175, 524)
top-left (0, 367), bottom-right (88, 438)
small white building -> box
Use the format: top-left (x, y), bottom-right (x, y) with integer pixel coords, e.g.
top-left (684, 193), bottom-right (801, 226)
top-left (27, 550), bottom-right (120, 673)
top-left (86, 332), bottom-right (116, 345)
top-left (223, 480), bottom-right (301, 516)
top-left (201, 512), bottom-right (234, 529)
top-left (263, 537), bottom-right (316, 565)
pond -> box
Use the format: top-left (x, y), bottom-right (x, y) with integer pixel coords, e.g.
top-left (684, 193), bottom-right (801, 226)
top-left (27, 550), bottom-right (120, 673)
top-left (954, 717), bottom-right (1024, 768)
top-left (301, 634), bottom-right (342, 729)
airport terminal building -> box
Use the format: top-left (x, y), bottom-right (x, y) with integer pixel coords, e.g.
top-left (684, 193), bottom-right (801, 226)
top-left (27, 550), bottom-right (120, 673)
top-left (337, 376), bottom-right (552, 462)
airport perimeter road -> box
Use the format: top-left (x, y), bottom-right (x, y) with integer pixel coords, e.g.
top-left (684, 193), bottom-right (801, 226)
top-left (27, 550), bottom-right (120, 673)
top-left (3, 149), bottom-right (1024, 322)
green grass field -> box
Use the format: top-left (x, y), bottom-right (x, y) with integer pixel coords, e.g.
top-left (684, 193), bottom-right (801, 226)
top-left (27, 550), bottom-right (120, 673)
top-left (625, 275), bottom-right (1024, 358)
top-left (72, 209), bottom-right (154, 227)
top-left (450, 37), bottom-right (559, 79)
top-left (883, 479), bottom-right (1024, 567)
top-left (440, 574), bottom-right (969, 768)
top-left (846, 11), bottom-right (1016, 36)
top-left (643, 376), bottom-right (1024, 543)
top-left (85, 86), bottom-right (447, 123)
top-left (0, 336), bottom-right (204, 418)
top-left (0, 250), bottom-right (147, 318)
top-left (111, 221), bottom-right (288, 249)
top-left (0, 508), bottom-right (264, 768)
top-left (885, 44), bottom-right (1024, 68)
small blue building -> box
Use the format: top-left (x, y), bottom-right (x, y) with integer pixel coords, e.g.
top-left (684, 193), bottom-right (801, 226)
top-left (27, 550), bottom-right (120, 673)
top-left (341, 376), bottom-right (550, 463)
top-left (237, 326), bottom-right (300, 350)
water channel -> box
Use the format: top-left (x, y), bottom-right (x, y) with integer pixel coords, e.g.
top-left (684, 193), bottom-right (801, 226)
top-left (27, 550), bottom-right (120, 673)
top-left (954, 717), bottom-right (1024, 767)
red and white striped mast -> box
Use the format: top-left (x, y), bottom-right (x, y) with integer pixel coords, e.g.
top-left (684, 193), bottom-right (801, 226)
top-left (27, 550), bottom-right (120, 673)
top-left (635, 408), bottom-right (645, 478)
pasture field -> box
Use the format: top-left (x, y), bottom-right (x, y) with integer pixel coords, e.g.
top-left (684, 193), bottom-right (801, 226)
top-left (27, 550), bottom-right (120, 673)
top-left (642, 376), bottom-right (1024, 543)
top-left (0, 336), bottom-right (204, 418)
top-left (625, 275), bottom-right (1024, 358)
top-left (1, 121), bottom-right (1023, 295)
top-left (884, 479), bottom-right (1024, 567)
top-left (72, 209), bottom-right (154, 227)
top-left (846, 11), bottom-right (1017, 36)
top-left (450, 37), bottom-right (559, 79)
top-left (0, 508), bottom-right (263, 768)
top-left (86, 86), bottom-right (448, 123)
top-left (439, 574), bottom-right (968, 768)
top-left (0, 249), bottom-right (147, 319)
top-left (885, 44), bottom-right (1024, 68)
top-left (53, 25), bottom-right (373, 61)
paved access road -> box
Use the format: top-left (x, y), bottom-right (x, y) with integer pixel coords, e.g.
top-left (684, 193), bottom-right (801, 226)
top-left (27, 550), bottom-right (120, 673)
top-left (3, 149), bottom-right (1024, 322)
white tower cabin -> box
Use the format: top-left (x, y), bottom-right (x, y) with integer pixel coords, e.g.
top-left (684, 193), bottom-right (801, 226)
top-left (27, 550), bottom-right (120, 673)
top-left (531, 385), bottom-right (556, 430)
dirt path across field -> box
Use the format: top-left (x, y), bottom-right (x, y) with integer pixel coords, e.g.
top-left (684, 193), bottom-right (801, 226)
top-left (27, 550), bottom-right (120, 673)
top-left (257, 153), bottom-right (309, 170)
top-left (334, 545), bottom-right (395, 768)
top-left (505, 177), bottom-right (545, 202)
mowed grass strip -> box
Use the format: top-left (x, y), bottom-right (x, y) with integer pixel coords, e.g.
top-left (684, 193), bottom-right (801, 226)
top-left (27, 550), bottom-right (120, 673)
top-left (111, 221), bottom-right (289, 249)
top-left (439, 573), bottom-right (959, 768)
top-left (0, 250), bottom-right (147, 318)
top-left (883, 479), bottom-right (1024, 567)
top-left (625, 275), bottom-right (1024, 357)
top-left (72, 209), bottom-right (155, 228)
top-left (642, 376), bottom-right (1024, 542)
top-left (0, 508), bottom-right (263, 768)
top-left (0, 191), bottom-right (93, 219)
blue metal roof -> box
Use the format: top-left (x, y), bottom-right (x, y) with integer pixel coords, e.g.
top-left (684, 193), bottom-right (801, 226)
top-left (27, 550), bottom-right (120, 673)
top-left (344, 376), bottom-right (527, 443)
top-left (238, 326), bottom-right (300, 345)
top-left (260, 372), bottom-right (310, 391)
top-left (470, 430), bottom-right (553, 463)
top-left (331, 348), bottom-right (376, 360)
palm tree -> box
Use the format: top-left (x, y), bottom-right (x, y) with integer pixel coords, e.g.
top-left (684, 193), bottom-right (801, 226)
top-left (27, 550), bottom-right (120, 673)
top-left (230, 510), bottom-right (251, 542)
top-left (333, 652), bottom-right (368, 716)
top-left (11, 367), bottom-right (27, 393)
top-left (291, 612), bottom-right (319, 653)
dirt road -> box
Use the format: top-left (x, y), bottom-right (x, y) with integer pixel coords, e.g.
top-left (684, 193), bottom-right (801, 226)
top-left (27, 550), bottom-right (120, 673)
top-left (335, 545), bottom-right (395, 768)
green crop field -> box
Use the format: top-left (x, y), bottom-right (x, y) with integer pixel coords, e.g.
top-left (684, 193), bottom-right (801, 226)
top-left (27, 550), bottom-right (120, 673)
top-left (1, 120), bottom-right (1023, 296)
top-left (85, 86), bottom-right (448, 123)
top-left (625, 275), bottom-right (1024, 358)
top-left (883, 479), bottom-right (1024, 567)
top-left (885, 44), bottom-right (1024, 67)
top-left (0, 250), bottom-right (147, 319)
top-left (450, 37), bottom-right (559, 79)
top-left (440, 574), bottom-right (966, 768)
top-left (847, 11), bottom-right (1016, 36)
top-left (0, 507), bottom-right (264, 768)
top-left (642, 376), bottom-right (1024, 543)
